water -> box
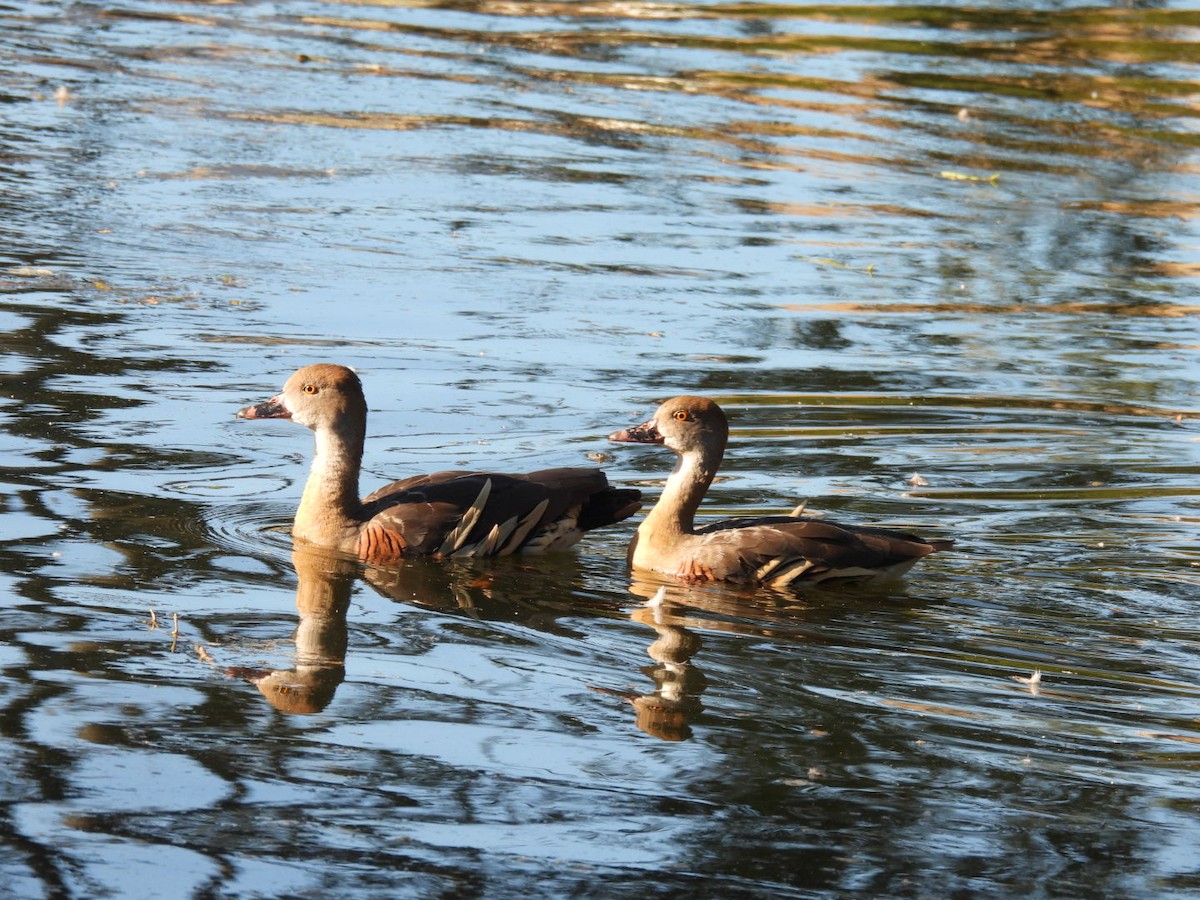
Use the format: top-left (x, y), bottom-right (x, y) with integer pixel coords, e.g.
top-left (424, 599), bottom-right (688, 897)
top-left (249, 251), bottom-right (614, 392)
top-left (2, 0), bottom-right (1200, 895)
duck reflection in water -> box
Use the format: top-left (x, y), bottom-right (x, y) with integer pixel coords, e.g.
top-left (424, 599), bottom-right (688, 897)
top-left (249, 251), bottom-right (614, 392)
top-left (227, 545), bottom-right (354, 714)
top-left (229, 544), bottom-right (612, 714)
top-left (623, 585), bottom-right (708, 742)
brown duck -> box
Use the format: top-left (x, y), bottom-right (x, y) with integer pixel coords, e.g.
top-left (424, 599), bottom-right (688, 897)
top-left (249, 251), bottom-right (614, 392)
top-left (236, 364), bottom-right (641, 562)
top-left (609, 396), bottom-right (951, 586)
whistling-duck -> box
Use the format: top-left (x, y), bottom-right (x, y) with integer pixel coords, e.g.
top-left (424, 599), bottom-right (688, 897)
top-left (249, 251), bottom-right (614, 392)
top-left (236, 364), bottom-right (641, 562)
top-left (609, 395), bottom-right (950, 586)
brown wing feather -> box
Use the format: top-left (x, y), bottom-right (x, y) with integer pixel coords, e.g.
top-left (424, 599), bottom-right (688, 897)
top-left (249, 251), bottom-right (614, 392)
top-left (692, 516), bottom-right (950, 585)
top-left (360, 468), bottom-right (640, 556)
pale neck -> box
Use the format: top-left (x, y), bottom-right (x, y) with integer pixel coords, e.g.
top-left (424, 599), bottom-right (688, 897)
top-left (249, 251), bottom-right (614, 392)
top-left (641, 444), bottom-right (721, 538)
top-left (295, 422), bottom-right (365, 541)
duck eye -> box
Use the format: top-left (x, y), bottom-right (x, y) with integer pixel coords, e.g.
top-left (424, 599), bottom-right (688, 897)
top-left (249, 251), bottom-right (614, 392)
top-left (302, 384), bottom-right (318, 395)
top-left (672, 409), bottom-right (689, 421)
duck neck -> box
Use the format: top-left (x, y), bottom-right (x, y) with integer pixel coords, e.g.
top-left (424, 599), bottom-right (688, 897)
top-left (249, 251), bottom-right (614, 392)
top-left (641, 444), bottom-right (721, 540)
top-left (294, 421), bottom-right (365, 544)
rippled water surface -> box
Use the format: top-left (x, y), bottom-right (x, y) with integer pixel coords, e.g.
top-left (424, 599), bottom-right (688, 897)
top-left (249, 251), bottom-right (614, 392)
top-left (3, 0), bottom-right (1200, 895)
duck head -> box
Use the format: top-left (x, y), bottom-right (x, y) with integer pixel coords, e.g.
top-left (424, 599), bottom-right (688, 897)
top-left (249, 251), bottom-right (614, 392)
top-left (610, 395), bottom-right (729, 459)
top-left (236, 364), bottom-right (366, 432)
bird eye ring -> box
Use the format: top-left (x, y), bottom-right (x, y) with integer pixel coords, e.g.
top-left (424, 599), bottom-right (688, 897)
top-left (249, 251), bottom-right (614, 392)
top-left (302, 384), bottom-right (318, 395)
top-left (672, 409), bottom-right (688, 421)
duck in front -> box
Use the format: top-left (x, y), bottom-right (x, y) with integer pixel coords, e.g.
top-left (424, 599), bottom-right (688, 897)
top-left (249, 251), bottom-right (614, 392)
top-left (236, 364), bottom-right (641, 563)
top-left (609, 395), bottom-right (951, 587)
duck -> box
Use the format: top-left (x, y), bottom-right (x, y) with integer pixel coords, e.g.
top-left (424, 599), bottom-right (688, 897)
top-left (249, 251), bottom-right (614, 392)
top-left (608, 395), bottom-right (951, 587)
top-left (236, 364), bottom-right (641, 563)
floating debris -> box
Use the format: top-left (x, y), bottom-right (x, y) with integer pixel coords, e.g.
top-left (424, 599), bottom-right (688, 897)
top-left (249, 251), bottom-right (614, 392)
top-left (796, 256), bottom-right (876, 276)
top-left (1014, 670), bottom-right (1042, 695)
top-left (940, 170), bottom-right (1000, 185)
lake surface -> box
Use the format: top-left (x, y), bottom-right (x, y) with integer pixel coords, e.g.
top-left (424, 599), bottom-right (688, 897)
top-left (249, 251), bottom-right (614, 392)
top-left (2, 0), bottom-right (1200, 895)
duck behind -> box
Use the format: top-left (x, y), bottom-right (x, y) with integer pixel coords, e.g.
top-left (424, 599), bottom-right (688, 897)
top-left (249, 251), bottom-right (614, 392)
top-left (609, 395), bottom-right (951, 587)
top-left (237, 364), bottom-right (641, 562)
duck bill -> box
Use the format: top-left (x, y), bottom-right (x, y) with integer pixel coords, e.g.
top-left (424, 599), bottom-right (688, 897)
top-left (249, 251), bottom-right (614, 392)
top-left (609, 418), bottom-right (663, 444)
top-left (236, 395), bottom-right (291, 420)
